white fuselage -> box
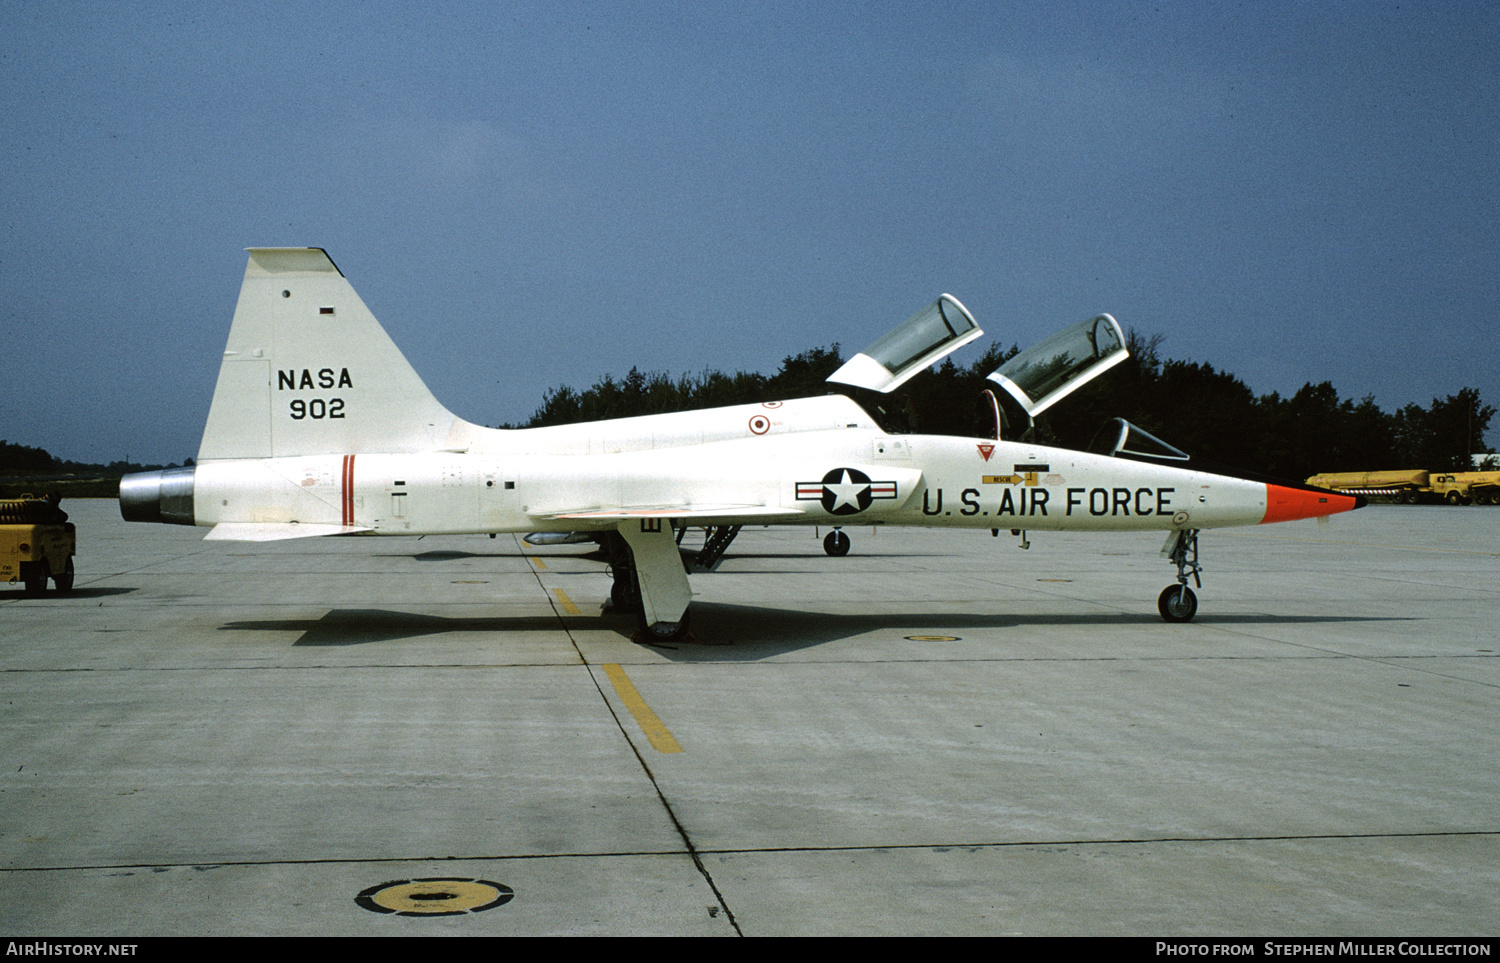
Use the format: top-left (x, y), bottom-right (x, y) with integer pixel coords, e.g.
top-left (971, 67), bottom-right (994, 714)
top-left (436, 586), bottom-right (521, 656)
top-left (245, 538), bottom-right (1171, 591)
top-left (190, 395), bottom-right (1268, 536)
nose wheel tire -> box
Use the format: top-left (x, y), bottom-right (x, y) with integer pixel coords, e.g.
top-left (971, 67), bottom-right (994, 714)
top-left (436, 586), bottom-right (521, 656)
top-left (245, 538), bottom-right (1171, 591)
top-left (1158, 584), bottom-right (1198, 622)
top-left (823, 529), bottom-right (851, 556)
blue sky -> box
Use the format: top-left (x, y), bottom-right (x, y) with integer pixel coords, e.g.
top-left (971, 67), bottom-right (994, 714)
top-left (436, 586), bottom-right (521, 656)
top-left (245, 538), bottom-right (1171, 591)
top-left (3, 0), bottom-right (1497, 464)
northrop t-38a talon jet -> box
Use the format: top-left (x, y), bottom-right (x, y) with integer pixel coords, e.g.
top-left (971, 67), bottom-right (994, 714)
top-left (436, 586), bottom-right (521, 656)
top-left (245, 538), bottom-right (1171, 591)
top-left (120, 248), bottom-right (1363, 641)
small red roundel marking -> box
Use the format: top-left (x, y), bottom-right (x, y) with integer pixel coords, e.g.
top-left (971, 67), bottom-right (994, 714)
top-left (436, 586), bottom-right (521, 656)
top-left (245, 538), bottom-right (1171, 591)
top-left (749, 415), bottom-right (771, 434)
top-left (761, 401), bottom-right (783, 408)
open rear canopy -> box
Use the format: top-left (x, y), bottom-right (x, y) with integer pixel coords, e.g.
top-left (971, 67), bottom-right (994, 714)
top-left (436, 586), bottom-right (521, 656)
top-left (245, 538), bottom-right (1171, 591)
top-left (827, 294), bottom-right (983, 393)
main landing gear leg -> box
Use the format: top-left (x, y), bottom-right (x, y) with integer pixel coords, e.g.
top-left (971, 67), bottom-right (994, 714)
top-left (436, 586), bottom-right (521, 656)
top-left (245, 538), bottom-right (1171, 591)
top-left (618, 520), bottom-right (694, 643)
top-left (1158, 528), bottom-right (1201, 622)
top-left (602, 532), bottom-right (641, 615)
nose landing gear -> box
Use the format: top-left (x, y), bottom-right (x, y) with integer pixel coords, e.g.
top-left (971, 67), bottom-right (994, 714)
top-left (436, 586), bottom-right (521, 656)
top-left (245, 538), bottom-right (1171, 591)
top-left (1158, 528), bottom-right (1202, 623)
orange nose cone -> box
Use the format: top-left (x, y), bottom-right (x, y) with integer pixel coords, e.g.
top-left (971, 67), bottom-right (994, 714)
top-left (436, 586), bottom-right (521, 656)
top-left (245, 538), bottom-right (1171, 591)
top-left (1262, 484), bottom-right (1365, 524)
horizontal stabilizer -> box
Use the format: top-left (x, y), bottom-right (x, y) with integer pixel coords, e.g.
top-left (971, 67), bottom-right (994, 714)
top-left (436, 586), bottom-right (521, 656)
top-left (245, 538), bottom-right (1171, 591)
top-left (205, 522), bottom-right (373, 541)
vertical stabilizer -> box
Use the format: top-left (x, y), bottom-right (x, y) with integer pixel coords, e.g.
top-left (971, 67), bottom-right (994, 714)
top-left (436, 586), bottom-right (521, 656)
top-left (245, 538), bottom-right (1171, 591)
top-left (198, 248), bottom-right (465, 460)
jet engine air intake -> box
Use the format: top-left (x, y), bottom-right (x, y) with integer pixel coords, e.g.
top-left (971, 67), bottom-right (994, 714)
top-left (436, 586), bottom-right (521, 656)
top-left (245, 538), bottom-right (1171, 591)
top-left (119, 467), bottom-right (196, 525)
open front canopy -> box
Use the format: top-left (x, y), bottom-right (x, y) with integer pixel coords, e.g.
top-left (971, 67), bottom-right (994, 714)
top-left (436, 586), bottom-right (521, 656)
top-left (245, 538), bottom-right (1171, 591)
top-left (827, 294), bottom-right (983, 394)
top-left (986, 314), bottom-right (1127, 417)
top-left (1088, 417), bottom-right (1190, 463)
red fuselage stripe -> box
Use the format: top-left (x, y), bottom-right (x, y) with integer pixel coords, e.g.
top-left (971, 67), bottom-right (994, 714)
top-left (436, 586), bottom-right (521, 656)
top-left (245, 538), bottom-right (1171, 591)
top-left (342, 454), bottom-right (355, 526)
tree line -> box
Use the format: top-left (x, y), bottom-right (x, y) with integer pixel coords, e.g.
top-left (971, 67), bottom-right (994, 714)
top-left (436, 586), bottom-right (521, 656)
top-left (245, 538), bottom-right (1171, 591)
top-left (7, 333), bottom-right (1490, 486)
top-left (515, 330), bottom-right (1494, 481)
top-left (0, 440), bottom-right (185, 479)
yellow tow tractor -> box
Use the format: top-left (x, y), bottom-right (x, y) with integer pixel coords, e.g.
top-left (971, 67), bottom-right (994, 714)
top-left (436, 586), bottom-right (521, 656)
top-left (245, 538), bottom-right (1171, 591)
top-left (1, 494), bottom-right (76, 595)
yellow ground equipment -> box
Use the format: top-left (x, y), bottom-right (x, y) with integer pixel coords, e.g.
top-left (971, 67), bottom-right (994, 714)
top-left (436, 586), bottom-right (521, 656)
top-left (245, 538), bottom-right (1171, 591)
top-left (1, 495), bottom-right (76, 595)
top-left (1305, 469), bottom-right (1500, 505)
top-left (1304, 470), bottom-right (1430, 503)
top-left (1430, 471), bottom-right (1500, 505)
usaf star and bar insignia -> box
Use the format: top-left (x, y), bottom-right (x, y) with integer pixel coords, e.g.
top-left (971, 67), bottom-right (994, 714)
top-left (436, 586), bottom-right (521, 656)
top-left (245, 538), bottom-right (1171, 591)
top-left (796, 468), bottom-right (899, 516)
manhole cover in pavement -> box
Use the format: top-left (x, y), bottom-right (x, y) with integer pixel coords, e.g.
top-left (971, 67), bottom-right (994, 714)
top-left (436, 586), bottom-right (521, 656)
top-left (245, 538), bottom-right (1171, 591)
top-left (356, 878), bottom-right (514, 916)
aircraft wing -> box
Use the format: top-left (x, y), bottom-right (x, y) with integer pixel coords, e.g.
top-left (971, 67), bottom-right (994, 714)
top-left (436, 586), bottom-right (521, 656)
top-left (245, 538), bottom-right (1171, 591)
top-left (542, 505), bottom-right (807, 521)
top-left (204, 523), bottom-right (374, 541)
top-left (536, 462), bottom-right (923, 523)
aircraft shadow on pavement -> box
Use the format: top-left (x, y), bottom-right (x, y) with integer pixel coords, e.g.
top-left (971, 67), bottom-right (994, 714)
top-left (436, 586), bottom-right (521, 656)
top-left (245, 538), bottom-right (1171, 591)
top-left (651, 603), bottom-right (1410, 660)
top-left (390, 550), bottom-right (528, 561)
top-left (216, 603), bottom-right (1405, 654)
top-left (0, 586), bottom-right (136, 599)
top-left (717, 552), bottom-right (948, 563)
top-left (222, 609), bottom-right (572, 646)
top-left (363, 548), bottom-right (889, 564)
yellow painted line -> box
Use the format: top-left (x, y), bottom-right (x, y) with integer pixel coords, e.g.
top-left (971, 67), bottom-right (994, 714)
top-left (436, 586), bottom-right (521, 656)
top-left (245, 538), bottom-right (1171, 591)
top-left (602, 663), bottom-right (683, 754)
top-left (552, 588), bottom-right (580, 615)
top-left (528, 556), bottom-right (548, 570)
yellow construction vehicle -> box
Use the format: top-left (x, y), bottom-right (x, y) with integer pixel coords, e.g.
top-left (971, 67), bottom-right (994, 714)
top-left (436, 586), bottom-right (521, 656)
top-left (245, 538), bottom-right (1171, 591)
top-left (1, 495), bottom-right (76, 595)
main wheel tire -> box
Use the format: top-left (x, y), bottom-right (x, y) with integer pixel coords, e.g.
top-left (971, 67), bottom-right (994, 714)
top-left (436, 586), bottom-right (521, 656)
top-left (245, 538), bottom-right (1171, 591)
top-left (823, 530), bottom-right (851, 557)
top-left (54, 557), bottom-right (74, 593)
top-left (1158, 584), bottom-right (1198, 622)
top-left (638, 611), bottom-right (691, 644)
top-left (610, 573), bottom-right (641, 614)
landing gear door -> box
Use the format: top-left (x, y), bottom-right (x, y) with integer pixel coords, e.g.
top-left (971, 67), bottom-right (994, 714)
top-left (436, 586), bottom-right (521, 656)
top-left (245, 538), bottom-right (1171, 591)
top-left (986, 314), bottom-right (1127, 417)
top-left (827, 294), bottom-right (982, 394)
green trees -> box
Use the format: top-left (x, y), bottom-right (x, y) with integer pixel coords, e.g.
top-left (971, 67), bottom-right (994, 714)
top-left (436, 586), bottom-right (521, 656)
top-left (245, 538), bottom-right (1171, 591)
top-left (1393, 388), bottom-right (1496, 472)
top-left (520, 346), bottom-right (848, 428)
top-left (0, 440), bottom-right (188, 478)
top-left (0, 440), bottom-right (57, 474)
top-left (1046, 336), bottom-right (1493, 478)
